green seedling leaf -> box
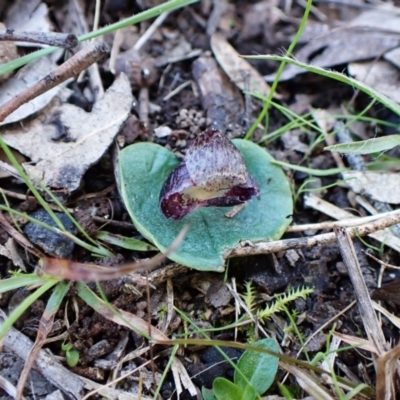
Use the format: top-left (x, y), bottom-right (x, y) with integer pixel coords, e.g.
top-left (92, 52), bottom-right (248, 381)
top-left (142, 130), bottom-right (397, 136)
top-left (213, 378), bottom-right (243, 400)
top-left (119, 140), bottom-right (293, 271)
top-left (234, 338), bottom-right (279, 395)
top-left (97, 231), bottom-right (157, 251)
top-left (66, 348), bottom-right (80, 367)
top-left (242, 384), bottom-right (257, 400)
top-left (325, 134), bottom-right (400, 155)
top-left (62, 343), bottom-right (73, 352)
top-left (202, 387), bottom-right (218, 400)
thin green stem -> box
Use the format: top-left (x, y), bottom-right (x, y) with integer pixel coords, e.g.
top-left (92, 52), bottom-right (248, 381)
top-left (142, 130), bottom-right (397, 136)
top-left (244, 0), bottom-right (313, 140)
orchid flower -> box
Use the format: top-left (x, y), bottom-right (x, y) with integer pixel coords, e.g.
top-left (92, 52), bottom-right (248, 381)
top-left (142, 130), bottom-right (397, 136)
top-left (159, 129), bottom-right (260, 220)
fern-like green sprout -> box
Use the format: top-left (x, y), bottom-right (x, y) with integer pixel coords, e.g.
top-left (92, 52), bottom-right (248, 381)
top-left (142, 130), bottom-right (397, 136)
top-left (239, 282), bottom-right (313, 324)
top-left (241, 281), bottom-right (258, 313)
top-left (257, 286), bottom-right (314, 322)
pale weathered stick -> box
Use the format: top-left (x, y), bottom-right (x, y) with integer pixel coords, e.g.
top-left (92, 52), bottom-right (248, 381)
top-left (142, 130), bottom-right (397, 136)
top-left (0, 310), bottom-right (145, 399)
top-left (286, 209), bottom-right (400, 233)
top-left (335, 226), bottom-right (387, 354)
top-left (0, 29), bottom-right (78, 49)
top-left (227, 210), bottom-right (400, 258)
top-left (304, 193), bottom-right (400, 252)
top-left (335, 227), bottom-right (394, 400)
top-left (0, 41), bottom-right (109, 123)
top-left (0, 310), bottom-right (84, 399)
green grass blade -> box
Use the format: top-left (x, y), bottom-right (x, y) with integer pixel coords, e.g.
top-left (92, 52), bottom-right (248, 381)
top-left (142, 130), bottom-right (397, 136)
top-left (367, 155), bottom-right (400, 171)
top-left (153, 344), bottom-right (179, 399)
top-left (244, 0), bottom-right (313, 140)
top-left (79, 0), bottom-right (199, 41)
top-left (0, 130), bottom-right (112, 258)
top-left (174, 306), bottom-right (255, 390)
top-left (325, 134), bottom-right (400, 155)
top-left (271, 160), bottom-right (346, 176)
top-left (76, 282), bottom-right (152, 339)
top-left (0, 279), bottom-right (58, 340)
top-left (0, 47), bottom-right (56, 77)
top-left (0, 137), bottom-right (65, 232)
top-left (343, 384), bottom-right (371, 400)
top-left (0, 274), bottom-right (55, 294)
top-left (97, 231), bottom-right (157, 251)
top-left (44, 281), bottom-right (71, 314)
top-left (244, 55), bottom-right (400, 118)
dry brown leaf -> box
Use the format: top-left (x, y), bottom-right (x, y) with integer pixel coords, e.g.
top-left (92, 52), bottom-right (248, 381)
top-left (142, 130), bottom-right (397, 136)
top-left (171, 357), bottom-right (197, 397)
top-left (0, 56), bottom-right (65, 126)
top-left (342, 170), bottom-right (400, 204)
top-left (53, 0), bottom-right (104, 100)
top-left (280, 362), bottom-right (335, 400)
top-left (348, 61), bottom-right (400, 103)
top-left (2, 73), bottom-right (132, 192)
top-left (211, 32), bottom-right (272, 98)
top-left (266, 26), bottom-right (400, 82)
top-left (0, 147), bottom-right (26, 178)
top-left (384, 47), bottom-right (400, 69)
top-left (372, 301), bottom-right (400, 330)
top-left (333, 332), bottom-right (379, 354)
top-left (0, 238), bottom-right (26, 270)
top-left (349, 4), bottom-right (400, 33)
top-left (5, 0), bottom-right (53, 40)
top-left (192, 54), bottom-right (244, 132)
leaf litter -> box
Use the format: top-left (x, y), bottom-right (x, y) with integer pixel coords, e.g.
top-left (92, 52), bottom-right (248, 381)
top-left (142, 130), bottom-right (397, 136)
top-left (2, 73), bottom-right (132, 192)
top-left (2, 1), bottom-right (400, 399)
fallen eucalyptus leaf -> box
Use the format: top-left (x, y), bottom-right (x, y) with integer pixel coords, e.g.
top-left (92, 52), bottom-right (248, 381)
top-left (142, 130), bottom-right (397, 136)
top-left (348, 61), bottom-right (400, 103)
top-left (211, 33), bottom-right (272, 98)
top-left (265, 26), bottom-right (400, 82)
top-left (0, 56), bottom-right (65, 126)
top-left (119, 140), bottom-right (293, 271)
top-left (342, 170), bottom-right (400, 204)
top-left (5, 0), bottom-right (53, 39)
top-left (2, 73), bottom-right (132, 193)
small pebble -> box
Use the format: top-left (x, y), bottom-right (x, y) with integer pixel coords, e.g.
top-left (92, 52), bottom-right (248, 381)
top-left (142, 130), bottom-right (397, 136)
top-left (24, 210), bottom-right (76, 258)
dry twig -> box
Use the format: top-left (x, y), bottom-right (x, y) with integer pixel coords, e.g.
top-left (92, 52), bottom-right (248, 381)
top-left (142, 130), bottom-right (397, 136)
top-left (0, 41), bottom-right (109, 123)
top-left (227, 210), bottom-right (400, 258)
top-left (0, 29), bottom-right (78, 48)
top-left (335, 227), bottom-right (393, 399)
top-left (335, 227), bottom-right (386, 352)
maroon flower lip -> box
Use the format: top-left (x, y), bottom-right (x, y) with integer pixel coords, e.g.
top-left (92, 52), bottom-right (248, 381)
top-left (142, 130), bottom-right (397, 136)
top-left (159, 129), bottom-right (260, 220)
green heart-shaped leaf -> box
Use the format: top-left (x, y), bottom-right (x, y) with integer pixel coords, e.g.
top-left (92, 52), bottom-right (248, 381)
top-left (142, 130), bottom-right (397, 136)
top-left (118, 140), bottom-right (292, 271)
top-left (235, 338), bottom-right (279, 394)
